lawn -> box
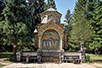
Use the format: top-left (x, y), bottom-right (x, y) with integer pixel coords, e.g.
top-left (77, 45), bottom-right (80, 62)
top-left (0, 52), bottom-right (13, 67)
top-left (0, 52), bottom-right (13, 58)
top-left (86, 53), bottom-right (102, 63)
top-left (0, 64), bottom-right (5, 68)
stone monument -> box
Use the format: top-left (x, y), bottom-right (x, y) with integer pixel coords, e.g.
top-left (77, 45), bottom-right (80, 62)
top-left (34, 6), bottom-right (68, 62)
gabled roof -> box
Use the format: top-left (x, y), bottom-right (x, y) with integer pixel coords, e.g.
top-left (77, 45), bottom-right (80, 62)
top-left (38, 20), bottom-right (65, 32)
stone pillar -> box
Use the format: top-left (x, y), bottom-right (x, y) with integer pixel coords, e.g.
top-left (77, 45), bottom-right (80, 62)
top-left (38, 37), bottom-right (41, 48)
top-left (60, 38), bottom-right (62, 50)
top-left (37, 36), bottom-right (42, 62)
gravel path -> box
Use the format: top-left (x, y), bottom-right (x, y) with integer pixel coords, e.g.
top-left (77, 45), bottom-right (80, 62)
top-left (3, 63), bottom-right (96, 68)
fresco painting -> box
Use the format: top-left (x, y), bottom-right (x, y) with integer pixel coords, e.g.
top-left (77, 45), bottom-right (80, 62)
top-left (42, 30), bottom-right (59, 50)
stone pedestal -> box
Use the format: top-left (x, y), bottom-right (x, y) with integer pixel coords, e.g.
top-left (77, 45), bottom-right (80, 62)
top-left (37, 49), bottom-right (42, 62)
top-left (79, 50), bottom-right (85, 63)
top-left (17, 51), bottom-right (21, 61)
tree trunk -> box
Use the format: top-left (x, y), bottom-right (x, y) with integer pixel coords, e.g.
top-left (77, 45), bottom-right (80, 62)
top-left (14, 38), bottom-right (17, 55)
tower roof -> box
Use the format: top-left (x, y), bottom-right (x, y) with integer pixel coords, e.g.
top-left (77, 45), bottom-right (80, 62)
top-left (40, 7), bottom-right (62, 18)
top-left (46, 7), bottom-right (57, 11)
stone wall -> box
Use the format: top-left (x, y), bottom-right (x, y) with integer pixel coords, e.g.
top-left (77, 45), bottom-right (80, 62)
top-left (35, 33), bottom-right (38, 49)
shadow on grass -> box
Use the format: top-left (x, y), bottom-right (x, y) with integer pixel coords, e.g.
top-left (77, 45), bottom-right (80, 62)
top-left (93, 60), bottom-right (102, 63)
top-left (0, 54), bottom-right (13, 58)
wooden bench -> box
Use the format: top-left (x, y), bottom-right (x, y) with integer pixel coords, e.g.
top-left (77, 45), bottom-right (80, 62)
top-left (64, 56), bottom-right (81, 63)
top-left (21, 52), bottom-right (37, 62)
top-left (29, 56), bottom-right (37, 62)
top-left (22, 56), bottom-right (26, 62)
top-left (64, 52), bottom-right (81, 63)
top-left (41, 51), bottom-right (60, 62)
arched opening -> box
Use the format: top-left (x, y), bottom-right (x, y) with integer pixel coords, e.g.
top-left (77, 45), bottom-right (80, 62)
top-left (41, 30), bottom-right (60, 50)
top-left (41, 16), bottom-right (46, 23)
top-left (48, 15), bottom-right (60, 23)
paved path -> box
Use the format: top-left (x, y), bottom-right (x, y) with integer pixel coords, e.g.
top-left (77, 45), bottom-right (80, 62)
top-left (3, 63), bottom-right (96, 68)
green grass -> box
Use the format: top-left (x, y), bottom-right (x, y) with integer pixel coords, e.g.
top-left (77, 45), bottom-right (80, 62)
top-left (0, 52), bottom-right (14, 67)
top-left (86, 53), bottom-right (102, 63)
top-left (0, 52), bottom-right (13, 58)
top-left (0, 64), bottom-right (6, 68)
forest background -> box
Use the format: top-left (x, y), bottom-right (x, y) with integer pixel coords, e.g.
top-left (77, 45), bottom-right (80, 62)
top-left (0, 0), bottom-right (102, 54)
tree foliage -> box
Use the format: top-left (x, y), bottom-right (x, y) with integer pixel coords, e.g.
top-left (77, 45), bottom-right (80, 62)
top-left (2, 0), bottom-right (34, 52)
top-left (64, 9), bottom-right (73, 51)
top-left (0, 0), bottom-right (5, 51)
top-left (27, 0), bottom-right (46, 31)
top-left (88, 0), bottom-right (102, 53)
top-left (65, 0), bottom-right (102, 53)
top-left (47, 0), bottom-right (56, 9)
top-left (68, 0), bottom-right (93, 51)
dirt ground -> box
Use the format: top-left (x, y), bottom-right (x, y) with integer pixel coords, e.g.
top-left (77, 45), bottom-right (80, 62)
top-left (0, 58), bottom-right (12, 65)
top-left (1, 58), bottom-right (102, 68)
top-left (2, 62), bottom-right (96, 68)
top-left (91, 62), bottom-right (102, 67)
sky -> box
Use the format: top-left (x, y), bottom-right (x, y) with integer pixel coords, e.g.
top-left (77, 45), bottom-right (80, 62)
top-left (45, 0), bottom-right (77, 24)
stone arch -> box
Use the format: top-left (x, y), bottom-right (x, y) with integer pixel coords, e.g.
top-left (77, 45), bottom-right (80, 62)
top-left (47, 14), bottom-right (60, 23)
top-left (48, 15), bottom-right (55, 22)
top-left (40, 28), bottom-right (63, 39)
top-left (41, 29), bottom-right (60, 49)
top-left (38, 23), bottom-right (64, 50)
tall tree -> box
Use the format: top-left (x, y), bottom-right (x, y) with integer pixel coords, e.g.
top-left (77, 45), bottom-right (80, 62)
top-left (64, 9), bottom-right (73, 51)
top-left (2, 0), bottom-right (33, 54)
top-left (69, 0), bottom-right (93, 51)
top-left (28, 0), bottom-right (46, 32)
top-left (0, 0), bottom-right (5, 51)
top-left (0, 0), bottom-right (5, 21)
top-left (89, 0), bottom-right (102, 54)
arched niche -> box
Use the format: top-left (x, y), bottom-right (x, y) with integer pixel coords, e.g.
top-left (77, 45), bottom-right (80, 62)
top-left (41, 30), bottom-right (60, 50)
top-left (48, 15), bottom-right (60, 23)
top-left (41, 16), bottom-right (46, 23)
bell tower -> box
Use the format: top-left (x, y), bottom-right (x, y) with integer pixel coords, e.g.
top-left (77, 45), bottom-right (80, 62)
top-left (40, 6), bottom-right (62, 24)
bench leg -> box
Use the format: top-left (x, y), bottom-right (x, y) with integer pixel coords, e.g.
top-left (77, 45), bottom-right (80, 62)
top-left (73, 58), bottom-right (75, 64)
top-left (78, 60), bottom-right (79, 63)
top-left (22, 59), bottom-right (23, 62)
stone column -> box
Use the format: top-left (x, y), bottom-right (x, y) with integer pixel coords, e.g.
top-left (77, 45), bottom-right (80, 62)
top-left (60, 38), bottom-right (62, 50)
top-left (38, 37), bottom-right (41, 48)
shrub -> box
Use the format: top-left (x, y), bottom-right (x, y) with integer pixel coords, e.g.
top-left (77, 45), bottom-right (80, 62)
top-left (21, 47), bottom-right (31, 51)
top-left (85, 55), bottom-right (92, 63)
top-left (9, 54), bottom-right (16, 62)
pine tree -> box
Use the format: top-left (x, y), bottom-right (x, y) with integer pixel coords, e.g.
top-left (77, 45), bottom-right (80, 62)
top-left (0, 0), bottom-right (5, 37)
top-left (69, 0), bottom-right (93, 51)
top-left (28, 0), bottom-right (46, 32)
top-left (89, 0), bottom-right (102, 54)
top-left (0, 0), bottom-right (5, 21)
top-left (0, 0), bottom-right (5, 51)
top-left (2, 0), bottom-right (33, 54)
top-left (64, 9), bottom-right (73, 51)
